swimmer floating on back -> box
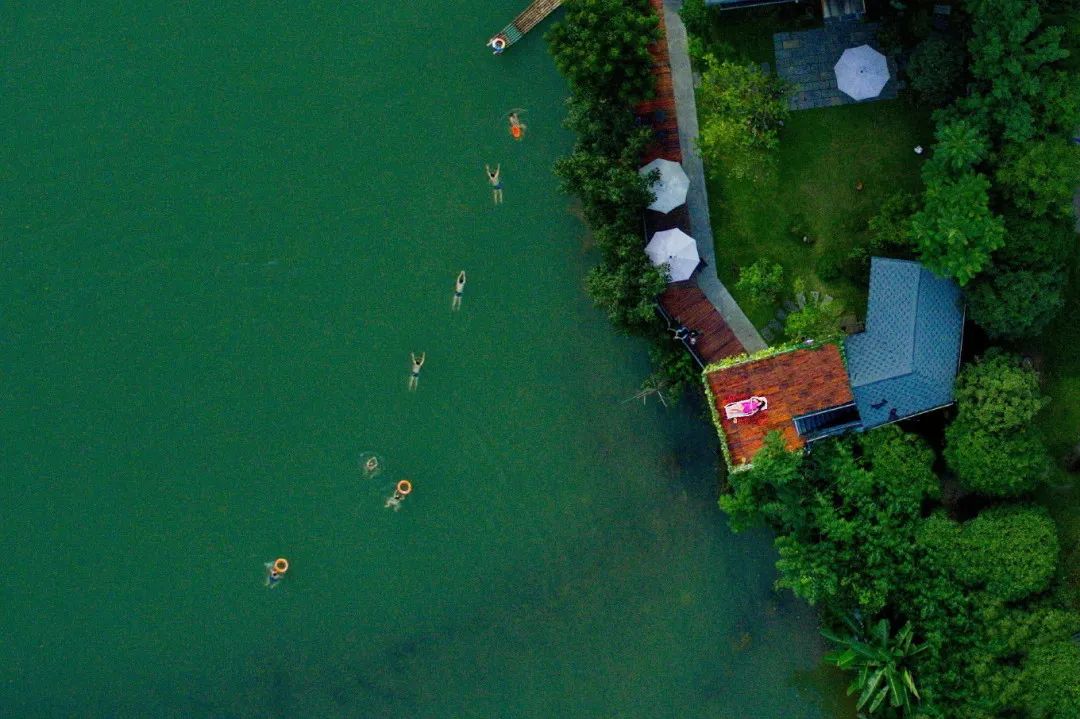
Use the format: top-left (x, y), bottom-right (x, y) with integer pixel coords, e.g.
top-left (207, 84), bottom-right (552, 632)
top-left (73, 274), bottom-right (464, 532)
top-left (486, 164), bottom-right (502, 204)
top-left (452, 270), bottom-right (466, 311)
top-left (409, 351), bottom-right (425, 391)
top-left (509, 112), bottom-right (526, 140)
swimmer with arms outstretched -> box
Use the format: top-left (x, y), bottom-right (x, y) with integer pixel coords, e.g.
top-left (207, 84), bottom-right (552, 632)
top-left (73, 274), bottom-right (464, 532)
top-left (452, 270), bottom-right (466, 311)
top-left (485, 164), bottom-right (502, 204)
top-left (409, 352), bottom-right (425, 390)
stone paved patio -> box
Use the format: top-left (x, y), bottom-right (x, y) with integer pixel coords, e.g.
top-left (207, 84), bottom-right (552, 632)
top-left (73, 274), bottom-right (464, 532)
top-left (774, 20), bottom-right (899, 111)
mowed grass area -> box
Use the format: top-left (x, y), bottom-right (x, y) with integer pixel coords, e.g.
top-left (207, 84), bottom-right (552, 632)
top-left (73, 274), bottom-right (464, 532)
top-left (707, 101), bottom-right (931, 329)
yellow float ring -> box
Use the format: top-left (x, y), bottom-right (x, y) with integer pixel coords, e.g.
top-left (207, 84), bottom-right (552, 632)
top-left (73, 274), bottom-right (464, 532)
top-left (273, 558), bottom-right (289, 575)
top-left (396, 479), bottom-right (412, 496)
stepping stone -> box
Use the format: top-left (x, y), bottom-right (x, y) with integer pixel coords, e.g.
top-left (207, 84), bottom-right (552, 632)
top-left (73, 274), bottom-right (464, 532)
top-left (796, 292), bottom-right (807, 308)
top-left (775, 308), bottom-right (788, 320)
top-left (823, 294), bottom-right (834, 304)
top-left (784, 299), bottom-right (798, 313)
top-left (762, 327), bottom-right (775, 342)
top-left (810, 290), bottom-right (820, 303)
top-left (767, 319), bottom-right (783, 332)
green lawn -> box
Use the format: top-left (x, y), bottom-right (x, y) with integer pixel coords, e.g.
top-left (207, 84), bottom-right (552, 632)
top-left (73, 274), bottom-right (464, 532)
top-left (707, 101), bottom-right (931, 329)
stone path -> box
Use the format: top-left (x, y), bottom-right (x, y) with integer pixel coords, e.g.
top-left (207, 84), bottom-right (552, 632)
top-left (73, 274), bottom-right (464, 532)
top-left (661, 0), bottom-right (767, 352)
top-left (774, 20), bottom-right (899, 111)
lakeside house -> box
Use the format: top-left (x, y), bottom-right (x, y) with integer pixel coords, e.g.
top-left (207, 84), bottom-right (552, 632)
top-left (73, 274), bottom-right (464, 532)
top-left (705, 258), bottom-right (965, 470)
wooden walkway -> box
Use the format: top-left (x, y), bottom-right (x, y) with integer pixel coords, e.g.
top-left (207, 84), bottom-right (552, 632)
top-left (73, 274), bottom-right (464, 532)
top-left (658, 282), bottom-right (745, 367)
top-left (488, 0), bottom-right (563, 52)
top-left (634, 0), bottom-right (681, 164)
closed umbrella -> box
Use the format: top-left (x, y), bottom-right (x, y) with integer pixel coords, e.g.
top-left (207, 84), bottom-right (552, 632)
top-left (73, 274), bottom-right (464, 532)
top-left (645, 228), bottom-right (700, 282)
top-left (834, 45), bottom-right (890, 101)
top-left (639, 158), bottom-right (690, 214)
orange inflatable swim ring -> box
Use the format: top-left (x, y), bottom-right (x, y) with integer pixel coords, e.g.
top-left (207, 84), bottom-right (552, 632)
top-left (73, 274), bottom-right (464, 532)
top-left (510, 125), bottom-right (523, 140)
top-left (273, 558), bottom-right (289, 575)
top-left (396, 479), bottom-right (412, 496)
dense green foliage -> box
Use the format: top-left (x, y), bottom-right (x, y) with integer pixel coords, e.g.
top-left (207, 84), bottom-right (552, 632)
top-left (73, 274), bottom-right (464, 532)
top-left (823, 617), bottom-right (926, 716)
top-left (708, 2), bottom-right (1080, 717)
top-left (909, 117), bottom-right (1001, 285)
top-left (720, 420), bottom-right (1080, 718)
top-left (944, 351), bottom-right (1052, 497)
top-left (966, 214), bottom-right (1076, 340)
top-left (906, 34), bottom-right (965, 107)
top-left (919, 507), bottom-right (1059, 602)
top-left (547, 0), bottom-right (659, 105)
top-left (734, 259), bottom-right (783, 306)
top-left (995, 137), bottom-right (1080, 219)
top-left (782, 292), bottom-right (843, 342)
top-left (908, 0), bottom-right (1079, 332)
top-left (547, 0), bottom-right (698, 397)
top-left (696, 55), bottom-right (789, 182)
top-left (723, 427), bottom-right (938, 614)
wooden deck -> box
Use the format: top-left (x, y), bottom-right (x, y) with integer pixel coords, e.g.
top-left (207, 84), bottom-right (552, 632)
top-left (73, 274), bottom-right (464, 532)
top-left (634, 0), bottom-right (681, 164)
top-left (659, 282), bottom-right (745, 367)
top-left (488, 0), bottom-right (563, 50)
top-left (705, 344), bottom-right (854, 466)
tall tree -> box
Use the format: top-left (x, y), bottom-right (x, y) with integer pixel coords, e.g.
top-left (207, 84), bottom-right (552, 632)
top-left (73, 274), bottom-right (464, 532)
top-left (546, 0), bottom-right (659, 106)
top-left (910, 164), bottom-right (1004, 285)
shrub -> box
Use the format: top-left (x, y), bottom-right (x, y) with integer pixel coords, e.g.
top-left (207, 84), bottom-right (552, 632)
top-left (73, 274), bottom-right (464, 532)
top-left (784, 281), bottom-right (842, 341)
top-left (734, 259), bottom-right (784, 306)
top-left (906, 35), bottom-right (966, 107)
top-left (867, 191), bottom-right (917, 257)
top-left (966, 267), bottom-right (1068, 341)
top-left (944, 422), bottom-right (1051, 497)
top-left (995, 137), bottom-right (1080, 219)
top-left (679, 0), bottom-right (711, 38)
top-left (1023, 641), bottom-right (1080, 719)
top-left (921, 506), bottom-right (1059, 602)
top-left (953, 350), bottom-right (1048, 434)
top-left (697, 55), bottom-right (789, 183)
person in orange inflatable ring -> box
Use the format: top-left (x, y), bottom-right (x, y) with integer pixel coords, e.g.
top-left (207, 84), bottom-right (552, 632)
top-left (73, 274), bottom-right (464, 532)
top-left (509, 112), bottom-right (526, 140)
top-left (386, 479), bottom-right (412, 511)
top-left (265, 557), bottom-right (289, 588)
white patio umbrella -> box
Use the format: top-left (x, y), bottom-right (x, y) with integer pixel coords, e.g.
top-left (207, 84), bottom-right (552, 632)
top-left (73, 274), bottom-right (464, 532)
top-left (834, 45), bottom-right (890, 101)
top-left (645, 228), bottom-right (700, 282)
top-left (638, 158), bottom-right (690, 214)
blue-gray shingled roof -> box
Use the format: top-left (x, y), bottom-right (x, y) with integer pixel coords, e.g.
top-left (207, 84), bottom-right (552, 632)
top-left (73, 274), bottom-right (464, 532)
top-left (844, 258), bottom-right (964, 429)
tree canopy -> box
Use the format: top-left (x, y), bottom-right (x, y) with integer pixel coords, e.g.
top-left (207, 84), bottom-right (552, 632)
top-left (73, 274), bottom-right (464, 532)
top-left (546, 0), bottom-right (659, 106)
top-left (696, 55), bottom-right (789, 182)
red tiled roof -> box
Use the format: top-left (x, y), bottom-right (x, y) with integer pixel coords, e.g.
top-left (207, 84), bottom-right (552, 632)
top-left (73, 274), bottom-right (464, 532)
top-left (659, 282), bottom-right (745, 365)
top-left (706, 344), bottom-right (854, 466)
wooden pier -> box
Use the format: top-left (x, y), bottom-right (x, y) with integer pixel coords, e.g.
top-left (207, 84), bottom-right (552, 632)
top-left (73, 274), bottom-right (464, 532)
top-left (488, 0), bottom-right (563, 53)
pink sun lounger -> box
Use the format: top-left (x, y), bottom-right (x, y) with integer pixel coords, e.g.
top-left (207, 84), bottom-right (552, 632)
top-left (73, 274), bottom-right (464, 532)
top-left (724, 396), bottom-right (768, 420)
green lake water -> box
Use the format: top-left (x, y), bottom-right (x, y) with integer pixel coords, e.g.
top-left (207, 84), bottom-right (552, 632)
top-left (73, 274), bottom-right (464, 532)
top-left (1, 2), bottom-right (851, 716)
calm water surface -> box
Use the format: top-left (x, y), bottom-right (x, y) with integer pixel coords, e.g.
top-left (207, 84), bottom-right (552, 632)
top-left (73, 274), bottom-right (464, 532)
top-left (1, 2), bottom-right (851, 716)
